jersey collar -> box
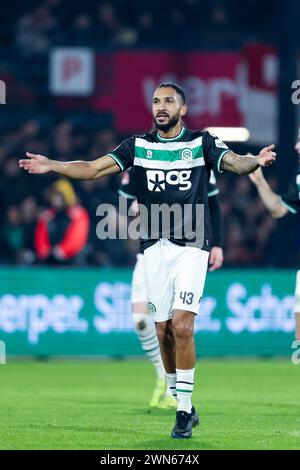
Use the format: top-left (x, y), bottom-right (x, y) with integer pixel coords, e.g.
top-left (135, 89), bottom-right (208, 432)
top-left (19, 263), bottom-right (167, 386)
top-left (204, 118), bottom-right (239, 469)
top-left (157, 127), bottom-right (186, 142)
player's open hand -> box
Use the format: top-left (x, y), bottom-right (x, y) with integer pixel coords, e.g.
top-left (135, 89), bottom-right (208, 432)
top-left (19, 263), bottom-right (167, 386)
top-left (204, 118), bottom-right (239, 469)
top-left (19, 153), bottom-right (52, 174)
top-left (257, 144), bottom-right (276, 167)
top-left (209, 246), bottom-right (224, 272)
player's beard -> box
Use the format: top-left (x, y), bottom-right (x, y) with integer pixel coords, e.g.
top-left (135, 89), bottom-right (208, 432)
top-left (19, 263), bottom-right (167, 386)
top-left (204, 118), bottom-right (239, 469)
top-left (154, 111), bottom-right (181, 132)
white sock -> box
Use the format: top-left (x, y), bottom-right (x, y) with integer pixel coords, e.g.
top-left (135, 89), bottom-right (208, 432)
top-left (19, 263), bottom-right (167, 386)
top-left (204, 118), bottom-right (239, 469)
top-left (166, 372), bottom-right (177, 399)
top-left (176, 368), bottom-right (195, 414)
top-left (132, 313), bottom-right (165, 379)
top-left (165, 384), bottom-right (174, 397)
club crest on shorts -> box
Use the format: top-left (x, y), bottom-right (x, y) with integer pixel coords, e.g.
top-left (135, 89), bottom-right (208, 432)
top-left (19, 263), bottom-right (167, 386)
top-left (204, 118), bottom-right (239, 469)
top-left (180, 148), bottom-right (193, 160)
top-left (148, 302), bottom-right (157, 313)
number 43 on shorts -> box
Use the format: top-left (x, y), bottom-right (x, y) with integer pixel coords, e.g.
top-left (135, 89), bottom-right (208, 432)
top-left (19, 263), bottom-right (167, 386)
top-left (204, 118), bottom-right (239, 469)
top-left (179, 291), bottom-right (194, 305)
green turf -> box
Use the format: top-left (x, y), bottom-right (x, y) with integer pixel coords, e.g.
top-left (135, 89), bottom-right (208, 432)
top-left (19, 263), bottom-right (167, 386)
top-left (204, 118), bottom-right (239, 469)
top-left (0, 359), bottom-right (299, 450)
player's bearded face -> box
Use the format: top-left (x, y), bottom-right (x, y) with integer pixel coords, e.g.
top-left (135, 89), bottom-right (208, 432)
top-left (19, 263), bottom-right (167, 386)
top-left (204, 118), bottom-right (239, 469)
top-left (153, 109), bottom-right (181, 131)
top-left (152, 88), bottom-right (184, 132)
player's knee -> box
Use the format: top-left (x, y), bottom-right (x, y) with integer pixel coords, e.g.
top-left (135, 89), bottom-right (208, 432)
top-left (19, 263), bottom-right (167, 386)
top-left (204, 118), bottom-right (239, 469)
top-left (173, 320), bottom-right (194, 341)
top-left (132, 313), bottom-right (149, 331)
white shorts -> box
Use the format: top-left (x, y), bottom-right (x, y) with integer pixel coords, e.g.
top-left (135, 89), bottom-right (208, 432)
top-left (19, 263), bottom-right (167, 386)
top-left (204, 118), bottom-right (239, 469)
top-left (294, 270), bottom-right (300, 312)
top-left (143, 239), bottom-right (209, 322)
top-left (131, 253), bottom-right (147, 304)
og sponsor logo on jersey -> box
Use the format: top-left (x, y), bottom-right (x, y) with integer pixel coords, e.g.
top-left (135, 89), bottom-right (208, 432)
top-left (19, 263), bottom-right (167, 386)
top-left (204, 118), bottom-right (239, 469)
top-left (146, 169), bottom-right (192, 191)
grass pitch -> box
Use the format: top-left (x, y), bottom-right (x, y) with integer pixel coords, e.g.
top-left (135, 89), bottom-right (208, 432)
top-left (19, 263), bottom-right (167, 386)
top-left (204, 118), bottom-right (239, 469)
top-left (0, 359), bottom-right (299, 450)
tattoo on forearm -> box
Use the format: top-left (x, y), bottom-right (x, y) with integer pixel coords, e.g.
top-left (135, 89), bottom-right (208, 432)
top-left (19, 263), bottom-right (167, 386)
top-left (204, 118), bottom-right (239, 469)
top-left (221, 151), bottom-right (259, 175)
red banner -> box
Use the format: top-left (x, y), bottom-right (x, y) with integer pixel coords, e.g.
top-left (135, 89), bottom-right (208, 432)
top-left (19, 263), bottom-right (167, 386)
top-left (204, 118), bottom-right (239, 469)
top-left (52, 50), bottom-right (251, 133)
top-left (244, 43), bottom-right (277, 91)
top-left (113, 51), bottom-right (245, 132)
top-left (53, 48), bottom-right (278, 141)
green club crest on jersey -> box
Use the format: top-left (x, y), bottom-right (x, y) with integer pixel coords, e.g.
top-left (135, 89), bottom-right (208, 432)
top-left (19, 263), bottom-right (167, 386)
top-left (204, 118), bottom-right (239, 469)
top-left (180, 148), bottom-right (193, 160)
top-left (148, 302), bottom-right (157, 313)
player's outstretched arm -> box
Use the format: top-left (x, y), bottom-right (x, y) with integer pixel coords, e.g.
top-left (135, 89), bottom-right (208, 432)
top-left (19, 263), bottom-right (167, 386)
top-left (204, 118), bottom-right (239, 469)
top-left (19, 153), bottom-right (121, 180)
top-left (220, 145), bottom-right (276, 175)
top-left (248, 167), bottom-right (287, 218)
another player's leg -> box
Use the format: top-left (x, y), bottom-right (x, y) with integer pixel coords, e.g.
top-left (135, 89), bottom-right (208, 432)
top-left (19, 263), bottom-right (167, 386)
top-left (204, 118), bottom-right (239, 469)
top-left (132, 302), bottom-right (166, 407)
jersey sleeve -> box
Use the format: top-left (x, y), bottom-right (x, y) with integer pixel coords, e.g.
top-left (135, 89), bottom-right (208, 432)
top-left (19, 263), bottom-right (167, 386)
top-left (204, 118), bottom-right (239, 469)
top-left (281, 174), bottom-right (300, 214)
top-left (118, 168), bottom-right (136, 199)
top-left (107, 136), bottom-right (135, 172)
top-left (208, 170), bottom-right (220, 197)
top-left (203, 131), bottom-right (231, 172)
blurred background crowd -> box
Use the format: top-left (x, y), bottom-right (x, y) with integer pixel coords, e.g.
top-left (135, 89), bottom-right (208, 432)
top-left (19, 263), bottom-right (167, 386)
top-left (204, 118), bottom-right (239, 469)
top-left (1, 0), bottom-right (279, 54)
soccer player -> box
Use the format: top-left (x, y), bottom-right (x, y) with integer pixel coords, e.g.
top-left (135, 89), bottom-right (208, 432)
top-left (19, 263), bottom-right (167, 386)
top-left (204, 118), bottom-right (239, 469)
top-left (19, 82), bottom-right (276, 438)
top-left (249, 130), bottom-right (300, 341)
top-left (119, 169), bottom-right (224, 410)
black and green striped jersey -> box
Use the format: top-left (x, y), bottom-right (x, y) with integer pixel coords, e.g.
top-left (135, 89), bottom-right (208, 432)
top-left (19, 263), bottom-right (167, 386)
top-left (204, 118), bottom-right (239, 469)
top-left (281, 166), bottom-right (300, 214)
top-left (110, 127), bottom-right (230, 251)
top-left (118, 167), bottom-right (223, 248)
